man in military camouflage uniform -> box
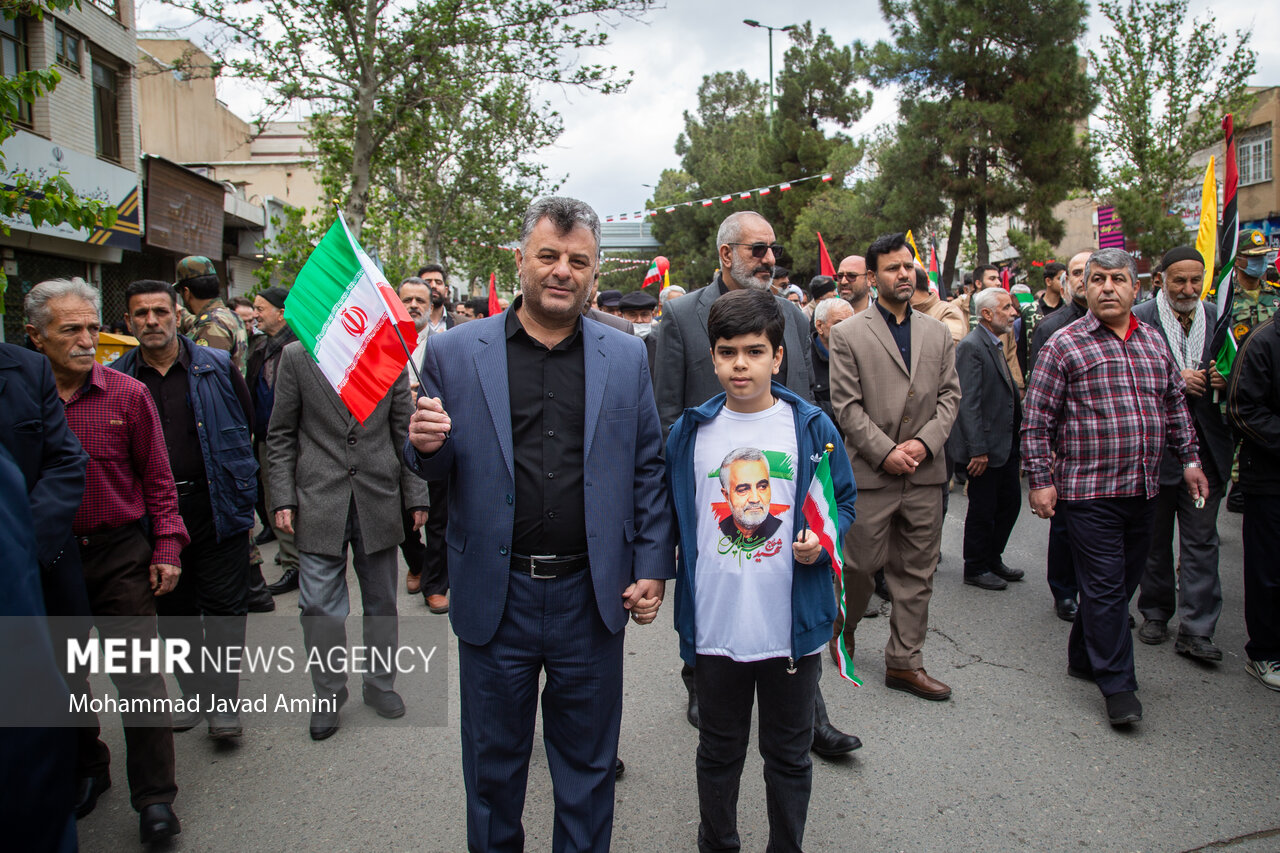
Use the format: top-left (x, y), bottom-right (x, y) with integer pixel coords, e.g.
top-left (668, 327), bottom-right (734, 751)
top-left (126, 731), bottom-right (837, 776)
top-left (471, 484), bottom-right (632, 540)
top-left (1224, 230), bottom-right (1280, 511)
top-left (176, 256), bottom-right (248, 373)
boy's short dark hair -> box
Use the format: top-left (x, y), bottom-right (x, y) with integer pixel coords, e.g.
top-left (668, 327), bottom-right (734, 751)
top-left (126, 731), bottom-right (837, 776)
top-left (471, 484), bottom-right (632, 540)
top-left (1042, 262), bottom-right (1066, 282)
top-left (706, 289), bottom-right (784, 352)
top-left (866, 232), bottom-right (909, 273)
top-left (125, 279), bottom-right (178, 308)
top-left (466, 296), bottom-right (489, 318)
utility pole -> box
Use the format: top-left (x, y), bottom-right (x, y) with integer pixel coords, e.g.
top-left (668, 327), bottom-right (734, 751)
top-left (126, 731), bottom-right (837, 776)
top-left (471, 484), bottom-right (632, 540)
top-left (742, 19), bottom-right (796, 122)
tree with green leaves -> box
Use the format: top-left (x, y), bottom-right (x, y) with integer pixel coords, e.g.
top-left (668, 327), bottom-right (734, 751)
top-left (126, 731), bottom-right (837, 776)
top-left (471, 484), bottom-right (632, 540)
top-left (649, 24), bottom-right (869, 288)
top-left (857, 0), bottom-right (1095, 286)
top-left (1, 1), bottom-right (119, 287)
top-left (1091, 0), bottom-right (1256, 261)
top-left (160, 0), bottom-right (651, 248)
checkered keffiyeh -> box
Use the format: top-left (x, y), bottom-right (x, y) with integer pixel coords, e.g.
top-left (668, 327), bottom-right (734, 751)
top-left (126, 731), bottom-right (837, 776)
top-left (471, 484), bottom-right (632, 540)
top-left (1021, 312), bottom-right (1200, 501)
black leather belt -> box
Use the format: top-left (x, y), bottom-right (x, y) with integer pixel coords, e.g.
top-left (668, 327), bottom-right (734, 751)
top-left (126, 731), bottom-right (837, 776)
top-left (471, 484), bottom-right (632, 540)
top-left (174, 478), bottom-right (207, 497)
top-left (510, 552), bottom-right (590, 579)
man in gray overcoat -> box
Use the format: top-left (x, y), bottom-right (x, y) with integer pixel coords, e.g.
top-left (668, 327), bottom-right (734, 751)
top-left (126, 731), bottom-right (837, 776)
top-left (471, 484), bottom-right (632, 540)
top-left (267, 342), bottom-right (429, 739)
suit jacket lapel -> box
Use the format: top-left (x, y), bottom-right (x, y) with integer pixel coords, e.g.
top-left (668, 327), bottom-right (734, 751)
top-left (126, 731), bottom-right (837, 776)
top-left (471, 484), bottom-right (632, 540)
top-left (867, 307), bottom-right (909, 376)
top-left (988, 333), bottom-right (1015, 394)
top-left (305, 351), bottom-right (355, 426)
top-left (473, 328), bottom-right (515, 482)
top-left (582, 324), bottom-right (608, 463)
top-left (695, 282), bottom-right (717, 335)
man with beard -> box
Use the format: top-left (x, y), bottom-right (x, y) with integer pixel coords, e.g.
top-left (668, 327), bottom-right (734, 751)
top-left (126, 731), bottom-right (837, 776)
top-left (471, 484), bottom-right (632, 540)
top-left (1132, 247), bottom-right (1232, 663)
top-left (416, 264), bottom-right (456, 337)
top-left (836, 254), bottom-right (871, 313)
top-left (829, 233), bottom-right (961, 701)
top-left (1027, 249), bottom-right (1093, 622)
top-left (652, 211), bottom-right (857, 757)
top-left (717, 450), bottom-right (783, 544)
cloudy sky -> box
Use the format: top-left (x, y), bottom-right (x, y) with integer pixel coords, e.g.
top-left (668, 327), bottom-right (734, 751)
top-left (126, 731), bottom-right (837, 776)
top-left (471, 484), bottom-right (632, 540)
top-left (138, 0), bottom-right (1280, 220)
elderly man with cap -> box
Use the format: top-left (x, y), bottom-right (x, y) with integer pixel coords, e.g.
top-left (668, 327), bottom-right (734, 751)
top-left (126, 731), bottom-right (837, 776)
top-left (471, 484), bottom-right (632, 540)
top-left (175, 256), bottom-right (248, 373)
top-left (596, 288), bottom-right (624, 316)
top-left (247, 286), bottom-right (303, 596)
top-left (619, 289), bottom-right (659, 374)
top-left (1132, 246), bottom-right (1233, 663)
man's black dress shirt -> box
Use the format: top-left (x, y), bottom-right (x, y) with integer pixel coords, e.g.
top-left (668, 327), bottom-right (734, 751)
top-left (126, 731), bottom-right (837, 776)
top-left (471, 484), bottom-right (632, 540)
top-left (876, 300), bottom-right (912, 370)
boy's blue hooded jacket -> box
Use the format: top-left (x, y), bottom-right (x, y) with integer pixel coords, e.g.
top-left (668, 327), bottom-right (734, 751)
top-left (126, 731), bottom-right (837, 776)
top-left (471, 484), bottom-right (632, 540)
top-left (665, 382), bottom-right (857, 667)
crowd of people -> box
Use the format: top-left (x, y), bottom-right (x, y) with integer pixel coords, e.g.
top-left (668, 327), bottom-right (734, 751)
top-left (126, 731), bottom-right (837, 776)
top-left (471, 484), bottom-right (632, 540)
top-left (2, 197), bottom-right (1278, 851)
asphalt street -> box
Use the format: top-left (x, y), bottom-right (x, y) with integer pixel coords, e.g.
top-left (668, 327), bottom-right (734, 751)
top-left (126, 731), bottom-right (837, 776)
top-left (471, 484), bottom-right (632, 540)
top-left (75, 488), bottom-right (1279, 852)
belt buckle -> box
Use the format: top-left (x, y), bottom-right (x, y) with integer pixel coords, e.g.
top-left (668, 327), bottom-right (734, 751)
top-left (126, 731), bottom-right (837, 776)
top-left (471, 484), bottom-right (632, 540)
top-left (529, 554), bottom-right (558, 579)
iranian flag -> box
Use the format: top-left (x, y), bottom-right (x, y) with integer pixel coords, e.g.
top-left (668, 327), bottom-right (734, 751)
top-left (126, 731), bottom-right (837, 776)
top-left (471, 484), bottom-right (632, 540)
top-left (801, 447), bottom-right (860, 685)
top-left (283, 214), bottom-right (418, 423)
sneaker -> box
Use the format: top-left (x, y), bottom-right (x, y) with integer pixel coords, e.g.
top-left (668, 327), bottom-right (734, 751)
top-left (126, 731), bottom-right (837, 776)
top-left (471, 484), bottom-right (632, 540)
top-left (1137, 619), bottom-right (1169, 645)
top-left (1245, 659), bottom-right (1280, 691)
top-left (1174, 634), bottom-right (1222, 663)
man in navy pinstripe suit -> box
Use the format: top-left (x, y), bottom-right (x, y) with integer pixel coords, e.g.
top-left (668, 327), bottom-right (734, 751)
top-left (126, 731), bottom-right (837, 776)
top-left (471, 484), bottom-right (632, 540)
top-left (405, 197), bottom-right (675, 852)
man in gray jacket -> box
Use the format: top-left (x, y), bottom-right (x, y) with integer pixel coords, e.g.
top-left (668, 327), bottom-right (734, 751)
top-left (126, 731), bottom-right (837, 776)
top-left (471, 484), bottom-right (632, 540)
top-left (267, 342), bottom-right (429, 740)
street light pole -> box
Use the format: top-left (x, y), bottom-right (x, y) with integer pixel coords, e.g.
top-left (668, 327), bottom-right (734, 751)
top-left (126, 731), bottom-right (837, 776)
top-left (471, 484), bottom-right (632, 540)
top-left (743, 19), bottom-right (796, 121)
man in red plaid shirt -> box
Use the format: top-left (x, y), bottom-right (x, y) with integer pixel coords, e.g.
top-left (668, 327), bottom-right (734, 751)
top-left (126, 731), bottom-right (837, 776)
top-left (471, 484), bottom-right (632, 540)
top-left (25, 278), bottom-right (189, 844)
top-left (1021, 248), bottom-right (1209, 729)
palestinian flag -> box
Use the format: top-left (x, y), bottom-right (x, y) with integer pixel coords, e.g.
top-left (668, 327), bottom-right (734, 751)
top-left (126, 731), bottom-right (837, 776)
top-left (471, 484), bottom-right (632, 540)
top-left (284, 214), bottom-right (418, 423)
top-left (928, 241), bottom-right (941, 296)
top-left (1211, 114), bottom-right (1240, 376)
top-left (801, 447), bottom-right (860, 685)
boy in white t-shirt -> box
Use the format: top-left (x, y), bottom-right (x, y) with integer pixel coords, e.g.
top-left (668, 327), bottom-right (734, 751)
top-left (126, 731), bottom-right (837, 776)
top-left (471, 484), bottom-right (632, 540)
top-left (666, 289), bottom-right (857, 852)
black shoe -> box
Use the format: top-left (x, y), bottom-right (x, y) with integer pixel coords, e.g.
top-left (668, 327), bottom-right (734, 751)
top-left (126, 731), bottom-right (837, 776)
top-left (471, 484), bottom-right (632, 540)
top-left (991, 562), bottom-right (1025, 582)
top-left (208, 712), bottom-right (243, 739)
top-left (874, 570), bottom-right (890, 602)
top-left (138, 803), bottom-right (181, 843)
top-left (247, 591), bottom-right (276, 613)
top-left (1054, 598), bottom-right (1078, 622)
top-left (964, 572), bottom-right (1008, 591)
top-left (812, 723), bottom-right (862, 757)
top-left (74, 773), bottom-right (111, 819)
top-left (309, 687), bottom-right (348, 740)
top-left (171, 704), bottom-right (204, 732)
top-left (1175, 634), bottom-right (1223, 662)
top-left (1137, 618), bottom-right (1169, 645)
top-left (255, 527), bottom-right (277, 545)
top-left (266, 568), bottom-right (299, 595)
top-left (362, 685), bottom-right (406, 719)
top-left (1105, 691), bottom-right (1142, 726)
top-left (615, 757), bottom-right (625, 779)
top-left (1129, 614), bottom-right (1136, 629)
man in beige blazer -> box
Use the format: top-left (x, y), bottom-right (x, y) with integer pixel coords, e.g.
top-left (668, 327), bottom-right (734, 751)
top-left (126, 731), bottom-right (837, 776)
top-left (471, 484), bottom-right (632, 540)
top-left (829, 232), bottom-right (961, 701)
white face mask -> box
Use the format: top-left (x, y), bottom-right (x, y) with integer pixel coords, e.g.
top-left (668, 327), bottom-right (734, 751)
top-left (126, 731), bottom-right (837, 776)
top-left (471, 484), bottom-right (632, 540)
top-left (633, 322), bottom-right (653, 338)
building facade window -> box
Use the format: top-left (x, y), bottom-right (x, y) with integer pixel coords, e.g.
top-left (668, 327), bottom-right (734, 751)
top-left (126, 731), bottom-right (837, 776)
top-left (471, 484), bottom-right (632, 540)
top-left (84, 0), bottom-right (120, 19)
top-left (1238, 124), bottom-right (1273, 188)
top-left (1, 16), bottom-right (32, 127)
top-left (93, 59), bottom-right (120, 162)
top-left (54, 25), bottom-right (81, 73)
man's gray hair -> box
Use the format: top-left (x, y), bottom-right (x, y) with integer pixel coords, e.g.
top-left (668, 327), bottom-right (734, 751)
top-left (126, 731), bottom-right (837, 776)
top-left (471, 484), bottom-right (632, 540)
top-left (716, 211), bottom-right (768, 250)
top-left (973, 287), bottom-right (1007, 316)
top-left (519, 196), bottom-right (602, 257)
top-left (718, 446), bottom-right (767, 490)
top-left (398, 276), bottom-right (425, 291)
top-left (659, 285), bottom-right (686, 307)
top-left (1086, 248), bottom-right (1138, 287)
top-left (814, 296), bottom-right (851, 325)
top-left (25, 278), bottom-right (100, 334)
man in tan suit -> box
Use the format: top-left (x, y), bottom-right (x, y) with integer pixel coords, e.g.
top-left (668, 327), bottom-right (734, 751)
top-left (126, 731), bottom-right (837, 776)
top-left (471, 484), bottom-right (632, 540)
top-left (829, 232), bottom-right (961, 700)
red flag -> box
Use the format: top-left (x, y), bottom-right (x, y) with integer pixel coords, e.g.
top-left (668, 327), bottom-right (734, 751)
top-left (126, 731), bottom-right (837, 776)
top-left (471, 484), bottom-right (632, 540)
top-left (816, 231), bottom-right (835, 277)
top-left (488, 272), bottom-right (500, 316)
top-left (1000, 268), bottom-right (1011, 291)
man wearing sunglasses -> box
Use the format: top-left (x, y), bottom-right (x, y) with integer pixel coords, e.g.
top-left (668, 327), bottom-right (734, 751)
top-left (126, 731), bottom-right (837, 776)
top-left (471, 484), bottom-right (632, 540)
top-left (654, 211), bottom-right (859, 759)
top-left (836, 255), bottom-right (872, 313)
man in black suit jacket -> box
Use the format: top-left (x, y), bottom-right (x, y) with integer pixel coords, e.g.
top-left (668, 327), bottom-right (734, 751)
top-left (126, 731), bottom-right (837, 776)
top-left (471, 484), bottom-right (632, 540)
top-left (1132, 247), bottom-right (1234, 662)
top-left (950, 290), bottom-right (1025, 591)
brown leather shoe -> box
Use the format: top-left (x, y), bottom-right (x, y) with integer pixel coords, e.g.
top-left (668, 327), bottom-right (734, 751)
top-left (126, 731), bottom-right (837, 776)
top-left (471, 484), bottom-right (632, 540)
top-left (426, 594), bottom-right (449, 614)
top-left (885, 667), bottom-right (952, 701)
top-left (406, 573), bottom-right (422, 595)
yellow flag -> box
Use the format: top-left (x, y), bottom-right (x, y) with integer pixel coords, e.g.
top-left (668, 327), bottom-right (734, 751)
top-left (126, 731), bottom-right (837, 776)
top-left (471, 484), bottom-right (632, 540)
top-left (905, 230), bottom-right (921, 262)
top-left (1195, 157), bottom-right (1217, 299)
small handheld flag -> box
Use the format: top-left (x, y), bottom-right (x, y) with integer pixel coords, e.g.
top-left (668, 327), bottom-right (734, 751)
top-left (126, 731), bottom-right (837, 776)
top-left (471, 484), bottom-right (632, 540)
top-left (283, 212), bottom-right (418, 424)
top-left (801, 444), bottom-right (860, 685)
top-left (905, 230), bottom-right (921, 263)
top-left (1195, 156), bottom-right (1217, 294)
top-left (816, 232), bottom-right (835, 277)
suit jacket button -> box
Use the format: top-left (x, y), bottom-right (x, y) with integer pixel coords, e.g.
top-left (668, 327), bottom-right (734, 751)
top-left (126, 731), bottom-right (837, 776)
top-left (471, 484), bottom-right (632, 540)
top-left (347, 435), bottom-right (357, 445)
top-left (348, 466), bottom-right (357, 476)
top-left (903, 416), bottom-right (911, 423)
top-left (506, 494), bottom-right (513, 505)
top-left (499, 546), bottom-right (508, 556)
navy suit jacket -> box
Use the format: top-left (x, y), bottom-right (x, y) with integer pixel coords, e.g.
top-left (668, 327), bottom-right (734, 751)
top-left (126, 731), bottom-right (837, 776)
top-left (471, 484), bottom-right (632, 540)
top-left (0, 343), bottom-right (86, 570)
top-left (404, 311), bottom-right (675, 646)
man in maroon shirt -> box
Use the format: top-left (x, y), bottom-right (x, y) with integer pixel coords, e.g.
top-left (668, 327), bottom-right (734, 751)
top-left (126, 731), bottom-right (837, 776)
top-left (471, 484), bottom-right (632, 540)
top-left (25, 278), bottom-right (189, 844)
top-left (1022, 249), bottom-right (1208, 729)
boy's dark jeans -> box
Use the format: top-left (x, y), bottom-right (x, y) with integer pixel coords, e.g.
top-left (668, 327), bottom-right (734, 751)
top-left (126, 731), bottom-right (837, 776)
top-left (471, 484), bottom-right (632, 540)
top-left (695, 653), bottom-right (818, 853)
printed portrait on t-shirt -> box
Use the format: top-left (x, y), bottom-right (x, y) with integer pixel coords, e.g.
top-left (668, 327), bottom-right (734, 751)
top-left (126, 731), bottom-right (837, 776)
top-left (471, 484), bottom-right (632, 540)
top-left (710, 447), bottom-right (793, 564)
